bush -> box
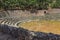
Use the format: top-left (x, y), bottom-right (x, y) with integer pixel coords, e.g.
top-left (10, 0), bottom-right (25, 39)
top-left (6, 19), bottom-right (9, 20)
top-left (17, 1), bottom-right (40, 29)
top-left (49, 0), bottom-right (60, 8)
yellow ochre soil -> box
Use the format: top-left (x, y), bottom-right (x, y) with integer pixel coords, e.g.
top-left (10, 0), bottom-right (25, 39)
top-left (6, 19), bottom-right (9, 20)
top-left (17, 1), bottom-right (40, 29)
top-left (18, 20), bottom-right (60, 34)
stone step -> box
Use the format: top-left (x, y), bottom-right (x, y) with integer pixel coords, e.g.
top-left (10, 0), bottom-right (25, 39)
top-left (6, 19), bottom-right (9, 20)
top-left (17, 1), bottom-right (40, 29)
top-left (9, 22), bottom-right (13, 25)
top-left (1, 20), bottom-right (6, 24)
top-left (5, 22), bottom-right (9, 24)
top-left (12, 21), bottom-right (18, 26)
top-left (0, 20), bottom-right (4, 24)
top-left (0, 20), bottom-right (3, 24)
top-left (4, 20), bottom-right (8, 24)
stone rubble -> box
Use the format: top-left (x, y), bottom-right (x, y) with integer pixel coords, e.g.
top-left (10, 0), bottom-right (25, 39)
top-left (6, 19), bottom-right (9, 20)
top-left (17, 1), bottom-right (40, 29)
top-left (0, 24), bottom-right (60, 40)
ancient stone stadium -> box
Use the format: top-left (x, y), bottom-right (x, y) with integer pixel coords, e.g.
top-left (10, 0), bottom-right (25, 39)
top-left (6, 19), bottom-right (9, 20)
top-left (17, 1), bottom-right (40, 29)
top-left (0, 10), bottom-right (60, 40)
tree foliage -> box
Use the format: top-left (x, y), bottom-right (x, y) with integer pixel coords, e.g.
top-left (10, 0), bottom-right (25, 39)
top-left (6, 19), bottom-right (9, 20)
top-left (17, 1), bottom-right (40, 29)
top-left (0, 0), bottom-right (60, 10)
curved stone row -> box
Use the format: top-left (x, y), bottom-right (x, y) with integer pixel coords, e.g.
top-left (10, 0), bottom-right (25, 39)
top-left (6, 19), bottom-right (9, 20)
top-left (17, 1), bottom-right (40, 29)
top-left (0, 18), bottom-right (19, 26)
